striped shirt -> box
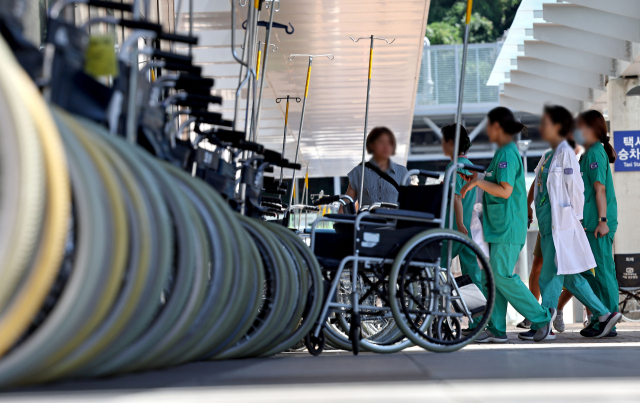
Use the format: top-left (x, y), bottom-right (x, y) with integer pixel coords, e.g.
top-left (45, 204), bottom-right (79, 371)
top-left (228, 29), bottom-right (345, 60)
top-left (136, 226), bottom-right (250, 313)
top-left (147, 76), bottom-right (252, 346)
top-left (347, 159), bottom-right (408, 207)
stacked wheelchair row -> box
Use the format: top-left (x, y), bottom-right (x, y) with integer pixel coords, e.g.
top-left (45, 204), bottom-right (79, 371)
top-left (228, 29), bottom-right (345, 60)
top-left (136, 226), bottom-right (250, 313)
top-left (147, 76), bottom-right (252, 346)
top-left (0, 13), bottom-right (323, 388)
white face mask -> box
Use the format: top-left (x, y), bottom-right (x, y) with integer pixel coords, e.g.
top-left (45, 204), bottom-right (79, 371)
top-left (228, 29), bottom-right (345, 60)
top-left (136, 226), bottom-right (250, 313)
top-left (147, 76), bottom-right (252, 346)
top-left (573, 128), bottom-right (585, 145)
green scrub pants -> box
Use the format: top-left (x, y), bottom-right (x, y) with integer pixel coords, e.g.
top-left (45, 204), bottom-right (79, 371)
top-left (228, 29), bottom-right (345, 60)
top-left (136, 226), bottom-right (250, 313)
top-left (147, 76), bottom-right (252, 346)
top-left (484, 243), bottom-right (551, 337)
top-left (581, 232), bottom-right (618, 313)
top-left (441, 240), bottom-right (484, 329)
top-left (581, 232), bottom-right (618, 330)
top-left (531, 233), bottom-right (609, 330)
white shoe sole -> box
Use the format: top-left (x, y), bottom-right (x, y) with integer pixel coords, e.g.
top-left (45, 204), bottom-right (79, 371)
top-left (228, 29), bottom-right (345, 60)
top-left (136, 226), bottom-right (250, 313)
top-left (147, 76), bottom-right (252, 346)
top-left (476, 337), bottom-right (508, 344)
top-left (594, 313), bottom-right (622, 339)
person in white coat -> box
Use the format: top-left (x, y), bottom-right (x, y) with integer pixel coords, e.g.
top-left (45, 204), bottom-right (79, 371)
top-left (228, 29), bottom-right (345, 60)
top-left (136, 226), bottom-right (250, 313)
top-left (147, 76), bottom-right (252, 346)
top-left (522, 105), bottom-right (621, 340)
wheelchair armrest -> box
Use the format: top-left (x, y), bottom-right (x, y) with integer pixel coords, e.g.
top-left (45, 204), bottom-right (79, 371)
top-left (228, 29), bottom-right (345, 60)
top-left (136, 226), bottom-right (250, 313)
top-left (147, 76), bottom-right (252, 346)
top-left (324, 213), bottom-right (387, 224)
top-left (368, 208), bottom-right (435, 221)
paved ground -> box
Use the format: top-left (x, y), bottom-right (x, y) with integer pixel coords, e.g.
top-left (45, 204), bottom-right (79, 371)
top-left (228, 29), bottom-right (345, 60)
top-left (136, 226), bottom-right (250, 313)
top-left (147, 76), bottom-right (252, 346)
top-left (2, 323), bottom-right (640, 402)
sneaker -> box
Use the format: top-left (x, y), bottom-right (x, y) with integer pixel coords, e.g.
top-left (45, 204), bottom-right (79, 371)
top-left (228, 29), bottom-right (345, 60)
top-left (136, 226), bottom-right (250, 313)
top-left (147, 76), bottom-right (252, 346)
top-left (518, 329), bottom-right (535, 340)
top-left (604, 330), bottom-right (618, 338)
top-left (534, 308), bottom-right (557, 342)
top-left (461, 327), bottom-right (475, 337)
top-left (580, 320), bottom-right (597, 338)
top-left (553, 311), bottom-right (565, 333)
top-left (516, 319), bottom-right (531, 329)
top-left (475, 330), bottom-right (508, 343)
top-left (593, 313), bottom-right (622, 339)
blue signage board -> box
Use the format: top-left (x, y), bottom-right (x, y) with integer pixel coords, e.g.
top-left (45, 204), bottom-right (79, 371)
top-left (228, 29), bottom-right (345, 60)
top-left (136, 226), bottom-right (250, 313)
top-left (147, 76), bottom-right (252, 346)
top-left (614, 130), bottom-right (640, 171)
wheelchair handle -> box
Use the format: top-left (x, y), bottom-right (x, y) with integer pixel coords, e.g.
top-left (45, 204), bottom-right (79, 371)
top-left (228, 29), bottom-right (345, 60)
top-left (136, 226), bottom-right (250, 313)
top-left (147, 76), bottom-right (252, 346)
top-left (312, 195), bottom-right (341, 206)
top-left (402, 169), bottom-right (440, 186)
top-left (461, 163), bottom-right (486, 172)
top-left (163, 61), bottom-right (202, 75)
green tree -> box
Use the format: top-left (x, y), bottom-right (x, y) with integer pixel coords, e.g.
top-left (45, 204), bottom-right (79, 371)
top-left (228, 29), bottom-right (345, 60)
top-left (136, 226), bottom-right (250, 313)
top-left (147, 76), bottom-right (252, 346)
top-left (426, 0), bottom-right (521, 44)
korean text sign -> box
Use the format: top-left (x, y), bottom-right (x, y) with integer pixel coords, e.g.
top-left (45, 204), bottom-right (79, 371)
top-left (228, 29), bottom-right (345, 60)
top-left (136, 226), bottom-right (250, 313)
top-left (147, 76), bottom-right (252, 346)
top-left (614, 130), bottom-right (640, 171)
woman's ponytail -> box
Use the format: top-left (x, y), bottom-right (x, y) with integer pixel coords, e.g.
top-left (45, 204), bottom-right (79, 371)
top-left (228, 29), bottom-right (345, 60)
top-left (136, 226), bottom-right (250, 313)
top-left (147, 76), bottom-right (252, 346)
top-left (603, 136), bottom-right (617, 163)
top-left (488, 107), bottom-right (527, 136)
top-left (578, 110), bottom-right (616, 163)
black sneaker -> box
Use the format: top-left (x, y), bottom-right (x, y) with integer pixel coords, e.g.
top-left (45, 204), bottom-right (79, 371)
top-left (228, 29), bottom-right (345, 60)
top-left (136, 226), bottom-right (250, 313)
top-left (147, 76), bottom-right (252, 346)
top-left (516, 319), bottom-right (531, 329)
top-left (534, 308), bottom-right (557, 342)
top-left (604, 330), bottom-right (618, 338)
top-left (518, 329), bottom-right (535, 340)
top-left (461, 327), bottom-right (475, 336)
top-left (593, 313), bottom-right (622, 339)
top-left (580, 319), bottom-right (597, 337)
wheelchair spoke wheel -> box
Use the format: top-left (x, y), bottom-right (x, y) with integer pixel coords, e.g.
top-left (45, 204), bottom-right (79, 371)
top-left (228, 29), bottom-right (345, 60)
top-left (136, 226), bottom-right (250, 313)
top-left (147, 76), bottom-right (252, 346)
top-left (620, 290), bottom-right (640, 322)
top-left (389, 229), bottom-right (494, 353)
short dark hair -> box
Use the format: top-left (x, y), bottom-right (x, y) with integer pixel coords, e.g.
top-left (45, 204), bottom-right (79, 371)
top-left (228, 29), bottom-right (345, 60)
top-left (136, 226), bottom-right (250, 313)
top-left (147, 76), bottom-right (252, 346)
top-left (543, 105), bottom-right (574, 137)
top-left (441, 124), bottom-right (471, 154)
top-left (366, 127), bottom-right (396, 155)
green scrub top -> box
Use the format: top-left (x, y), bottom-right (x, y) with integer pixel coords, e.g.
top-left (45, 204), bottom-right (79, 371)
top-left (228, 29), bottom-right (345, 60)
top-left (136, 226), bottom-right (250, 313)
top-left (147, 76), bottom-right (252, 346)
top-left (535, 150), bottom-right (554, 236)
top-left (445, 156), bottom-right (476, 232)
top-left (580, 142), bottom-right (618, 233)
top-left (482, 142), bottom-right (528, 244)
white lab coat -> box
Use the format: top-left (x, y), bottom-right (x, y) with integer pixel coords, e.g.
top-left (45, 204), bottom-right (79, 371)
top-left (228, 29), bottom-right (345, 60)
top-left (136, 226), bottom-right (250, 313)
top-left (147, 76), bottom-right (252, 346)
top-left (533, 140), bottom-right (596, 275)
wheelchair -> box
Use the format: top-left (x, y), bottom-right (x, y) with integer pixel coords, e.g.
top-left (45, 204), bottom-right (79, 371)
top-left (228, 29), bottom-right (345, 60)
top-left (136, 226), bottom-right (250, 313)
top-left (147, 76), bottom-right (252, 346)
top-left (304, 163), bottom-right (495, 355)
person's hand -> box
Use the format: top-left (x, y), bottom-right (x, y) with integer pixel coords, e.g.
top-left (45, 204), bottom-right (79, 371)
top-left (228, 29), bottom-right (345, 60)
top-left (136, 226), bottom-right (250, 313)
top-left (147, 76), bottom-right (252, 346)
top-left (528, 205), bottom-right (533, 220)
top-left (457, 221), bottom-right (468, 236)
top-left (460, 173), bottom-right (473, 183)
top-left (460, 179), bottom-right (477, 199)
top-left (595, 221), bottom-right (609, 238)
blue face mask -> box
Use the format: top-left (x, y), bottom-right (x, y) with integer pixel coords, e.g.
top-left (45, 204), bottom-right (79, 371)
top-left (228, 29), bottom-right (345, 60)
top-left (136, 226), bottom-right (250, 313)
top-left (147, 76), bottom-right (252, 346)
top-left (573, 128), bottom-right (585, 145)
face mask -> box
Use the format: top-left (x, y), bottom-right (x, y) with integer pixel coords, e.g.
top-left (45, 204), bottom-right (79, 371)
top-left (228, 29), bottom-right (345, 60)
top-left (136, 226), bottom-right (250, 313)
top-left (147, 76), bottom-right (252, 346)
top-left (573, 128), bottom-right (585, 145)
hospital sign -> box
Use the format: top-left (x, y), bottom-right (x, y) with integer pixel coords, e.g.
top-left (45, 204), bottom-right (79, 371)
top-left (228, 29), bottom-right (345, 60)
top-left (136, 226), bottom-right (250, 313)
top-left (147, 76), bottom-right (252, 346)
top-left (614, 130), bottom-right (640, 171)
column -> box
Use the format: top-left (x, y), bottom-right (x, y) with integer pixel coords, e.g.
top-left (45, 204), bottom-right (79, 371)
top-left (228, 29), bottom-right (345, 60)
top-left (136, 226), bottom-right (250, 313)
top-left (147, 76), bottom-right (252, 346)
top-left (607, 78), bottom-right (640, 254)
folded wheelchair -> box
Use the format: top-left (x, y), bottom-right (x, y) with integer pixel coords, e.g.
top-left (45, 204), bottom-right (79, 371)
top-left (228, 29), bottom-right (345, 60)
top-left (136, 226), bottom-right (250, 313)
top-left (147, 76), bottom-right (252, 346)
top-left (304, 163), bottom-right (495, 355)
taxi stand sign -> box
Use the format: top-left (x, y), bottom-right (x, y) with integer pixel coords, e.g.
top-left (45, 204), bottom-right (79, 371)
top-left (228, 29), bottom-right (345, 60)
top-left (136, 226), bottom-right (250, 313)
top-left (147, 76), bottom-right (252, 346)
top-left (614, 130), bottom-right (640, 171)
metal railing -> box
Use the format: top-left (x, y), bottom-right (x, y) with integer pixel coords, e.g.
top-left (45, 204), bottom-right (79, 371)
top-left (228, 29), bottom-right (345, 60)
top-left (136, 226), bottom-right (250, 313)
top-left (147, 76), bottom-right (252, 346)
top-left (416, 41), bottom-right (502, 108)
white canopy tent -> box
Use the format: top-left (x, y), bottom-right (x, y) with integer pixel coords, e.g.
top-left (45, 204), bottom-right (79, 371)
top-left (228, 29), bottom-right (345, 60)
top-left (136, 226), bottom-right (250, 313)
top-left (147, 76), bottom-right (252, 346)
top-left (176, 0), bottom-right (431, 178)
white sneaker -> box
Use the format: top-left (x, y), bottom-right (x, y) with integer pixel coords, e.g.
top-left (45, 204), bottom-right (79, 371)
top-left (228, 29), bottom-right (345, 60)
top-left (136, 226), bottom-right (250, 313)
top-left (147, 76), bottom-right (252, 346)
top-left (553, 311), bottom-right (565, 333)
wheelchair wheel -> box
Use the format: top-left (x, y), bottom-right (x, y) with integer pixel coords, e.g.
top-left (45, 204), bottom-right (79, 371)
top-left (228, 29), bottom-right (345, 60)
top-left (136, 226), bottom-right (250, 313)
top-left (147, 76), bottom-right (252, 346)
top-left (388, 229), bottom-right (494, 353)
top-left (619, 289), bottom-right (640, 322)
top-left (326, 265), bottom-right (418, 354)
top-left (305, 330), bottom-right (326, 356)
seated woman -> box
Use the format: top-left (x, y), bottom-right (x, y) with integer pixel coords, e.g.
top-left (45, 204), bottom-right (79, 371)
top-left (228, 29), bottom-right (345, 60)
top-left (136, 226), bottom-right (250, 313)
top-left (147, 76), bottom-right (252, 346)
top-left (343, 127), bottom-right (408, 212)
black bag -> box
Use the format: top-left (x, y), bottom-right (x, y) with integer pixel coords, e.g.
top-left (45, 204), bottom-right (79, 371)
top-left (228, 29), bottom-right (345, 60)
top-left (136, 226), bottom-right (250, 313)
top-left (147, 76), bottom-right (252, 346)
top-left (616, 254), bottom-right (640, 289)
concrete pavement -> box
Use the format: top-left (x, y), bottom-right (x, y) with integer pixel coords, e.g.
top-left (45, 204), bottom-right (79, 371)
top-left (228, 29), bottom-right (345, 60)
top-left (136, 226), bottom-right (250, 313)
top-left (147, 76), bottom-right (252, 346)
top-left (2, 323), bottom-right (640, 402)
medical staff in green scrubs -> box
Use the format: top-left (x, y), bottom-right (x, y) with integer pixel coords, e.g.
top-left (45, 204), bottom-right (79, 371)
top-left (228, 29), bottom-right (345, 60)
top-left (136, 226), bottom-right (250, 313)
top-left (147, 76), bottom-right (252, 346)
top-left (576, 110), bottom-right (620, 337)
top-left (461, 107), bottom-right (554, 343)
top-left (440, 124), bottom-right (483, 333)
top-left (524, 106), bottom-right (620, 341)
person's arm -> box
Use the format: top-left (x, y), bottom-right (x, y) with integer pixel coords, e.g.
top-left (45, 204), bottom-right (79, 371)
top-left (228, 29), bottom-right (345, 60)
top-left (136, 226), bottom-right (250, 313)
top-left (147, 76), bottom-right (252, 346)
top-left (461, 178), bottom-right (513, 200)
top-left (527, 180), bottom-right (535, 220)
top-left (593, 181), bottom-right (609, 238)
top-left (339, 183), bottom-right (358, 214)
top-left (454, 195), bottom-right (468, 236)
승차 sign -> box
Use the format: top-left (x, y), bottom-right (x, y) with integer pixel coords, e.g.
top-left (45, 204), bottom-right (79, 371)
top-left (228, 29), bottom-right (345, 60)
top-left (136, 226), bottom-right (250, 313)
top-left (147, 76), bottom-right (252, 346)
top-left (614, 131), bottom-right (640, 171)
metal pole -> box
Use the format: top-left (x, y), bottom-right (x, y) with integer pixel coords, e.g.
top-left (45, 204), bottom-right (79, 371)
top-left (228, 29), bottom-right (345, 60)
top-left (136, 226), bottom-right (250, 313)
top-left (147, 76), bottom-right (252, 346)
top-left (243, 4), bottom-right (258, 139)
top-left (288, 56), bottom-right (313, 210)
top-left (446, 0), bottom-right (473, 270)
top-left (358, 35), bottom-right (374, 209)
top-left (126, 0), bottom-right (142, 144)
top-left (280, 95), bottom-right (290, 184)
top-left (188, 0), bottom-right (193, 56)
top-left (253, 0), bottom-right (277, 143)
